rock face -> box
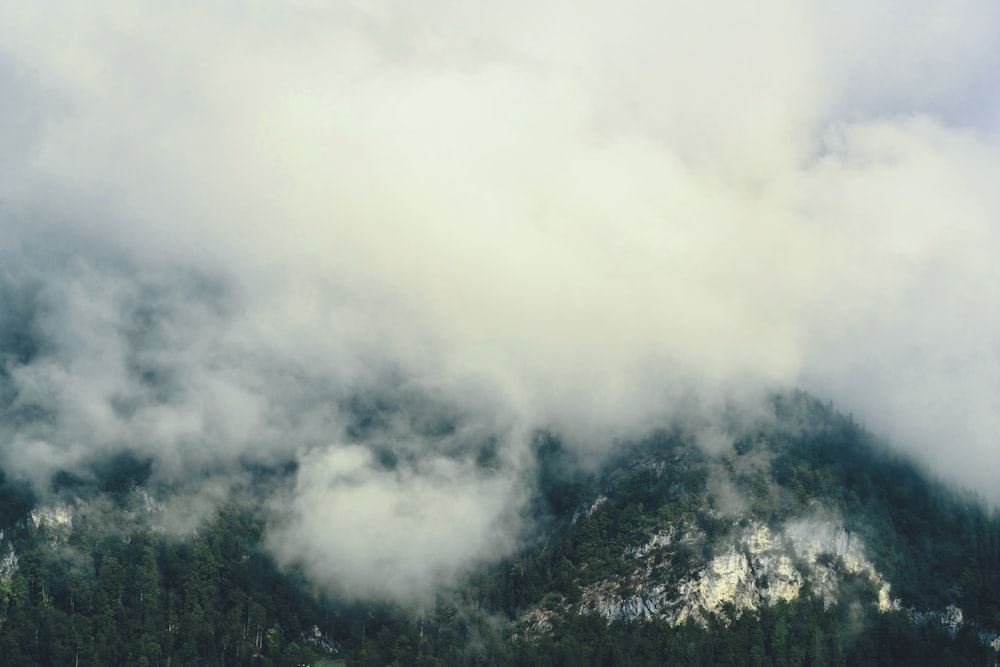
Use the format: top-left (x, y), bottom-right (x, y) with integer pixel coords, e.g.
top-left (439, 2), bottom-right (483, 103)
top-left (28, 490), bottom-right (170, 543)
top-left (0, 543), bottom-right (17, 581)
top-left (30, 504), bottom-right (73, 530)
top-left (579, 516), bottom-right (897, 625)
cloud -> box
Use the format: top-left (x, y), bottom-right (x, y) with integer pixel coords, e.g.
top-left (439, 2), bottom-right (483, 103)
top-left (267, 443), bottom-right (524, 602)
top-left (1, 0), bottom-right (999, 598)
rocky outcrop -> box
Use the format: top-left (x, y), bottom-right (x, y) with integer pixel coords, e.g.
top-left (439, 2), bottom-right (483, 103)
top-left (0, 544), bottom-right (17, 581)
top-left (30, 503), bottom-right (73, 531)
top-left (578, 516), bottom-right (897, 625)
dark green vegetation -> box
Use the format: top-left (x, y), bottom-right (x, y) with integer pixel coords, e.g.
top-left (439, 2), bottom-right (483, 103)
top-left (0, 504), bottom-right (335, 666)
top-left (340, 597), bottom-right (990, 667)
top-left (0, 392), bottom-right (998, 665)
top-left (339, 393), bottom-right (1000, 666)
top-left (758, 393), bottom-right (1000, 620)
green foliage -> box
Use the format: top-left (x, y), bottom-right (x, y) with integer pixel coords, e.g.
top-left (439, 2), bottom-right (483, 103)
top-left (1, 391), bottom-right (998, 665)
top-left (0, 503), bottom-right (335, 666)
top-left (758, 392), bottom-right (1000, 619)
top-left (344, 595), bottom-right (994, 667)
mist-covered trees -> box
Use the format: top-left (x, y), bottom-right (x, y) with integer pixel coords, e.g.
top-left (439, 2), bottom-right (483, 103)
top-left (0, 504), bottom-right (334, 666)
top-left (0, 392), bottom-right (998, 665)
top-left (344, 395), bottom-right (1000, 666)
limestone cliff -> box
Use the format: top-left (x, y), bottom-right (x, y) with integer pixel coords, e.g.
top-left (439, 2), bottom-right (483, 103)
top-left (577, 516), bottom-right (897, 625)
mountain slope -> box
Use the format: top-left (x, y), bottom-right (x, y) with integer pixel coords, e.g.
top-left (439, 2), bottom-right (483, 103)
top-left (1, 392), bottom-right (998, 666)
top-left (412, 392), bottom-right (1000, 665)
top-left (501, 392), bottom-right (1000, 624)
top-left (0, 496), bottom-right (339, 666)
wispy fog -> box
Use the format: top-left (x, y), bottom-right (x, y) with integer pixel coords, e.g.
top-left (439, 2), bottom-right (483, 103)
top-left (1, 1), bottom-right (999, 600)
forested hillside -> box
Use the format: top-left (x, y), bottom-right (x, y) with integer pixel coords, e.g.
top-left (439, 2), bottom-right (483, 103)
top-left (340, 394), bottom-right (1000, 666)
top-left (0, 393), bottom-right (998, 666)
top-left (0, 499), bottom-right (336, 666)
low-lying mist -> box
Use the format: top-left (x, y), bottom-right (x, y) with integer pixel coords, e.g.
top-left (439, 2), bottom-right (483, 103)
top-left (2, 0), bottom-right (1000, 601)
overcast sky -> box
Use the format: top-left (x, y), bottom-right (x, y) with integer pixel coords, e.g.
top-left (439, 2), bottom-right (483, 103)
top-left (1, 0), bottom-right (999, 599)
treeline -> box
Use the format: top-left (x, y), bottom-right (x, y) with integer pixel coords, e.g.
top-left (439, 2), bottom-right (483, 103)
top-left (0, 503), bottom-right (333, 666)
top-left (515, 595), bottom-right (993, 667)
top-left (339, 593), bottom-right (993, 666)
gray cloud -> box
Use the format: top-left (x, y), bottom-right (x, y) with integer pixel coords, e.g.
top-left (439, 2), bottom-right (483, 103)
top-left (1, 0), bottom-right (999, 599)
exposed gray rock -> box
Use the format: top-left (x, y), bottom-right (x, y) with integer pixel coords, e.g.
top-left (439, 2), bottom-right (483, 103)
top-left (577, 516), bottom-right (898, 625)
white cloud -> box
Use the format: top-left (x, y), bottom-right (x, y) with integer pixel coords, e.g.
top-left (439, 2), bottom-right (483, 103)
top-left (267, 443), bottom-right (524, 602)
top-left (1, 0), bottom-right (999, 598)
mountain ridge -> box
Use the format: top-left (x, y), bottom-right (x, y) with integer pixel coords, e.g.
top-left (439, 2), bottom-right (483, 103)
top-left (1, 391), bottom-right (999, 665)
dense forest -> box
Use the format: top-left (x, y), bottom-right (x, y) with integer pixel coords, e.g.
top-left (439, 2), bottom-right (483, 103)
top-left (0, 392), bottom-right (998, 665)
top-left (0, 501), bottom-right (333, 666)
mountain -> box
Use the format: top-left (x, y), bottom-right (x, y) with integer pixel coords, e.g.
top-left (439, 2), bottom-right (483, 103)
top-left (483, 392), bottom-right (1000, 666)
top-left (1, 391), bottom-right (999, 666)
